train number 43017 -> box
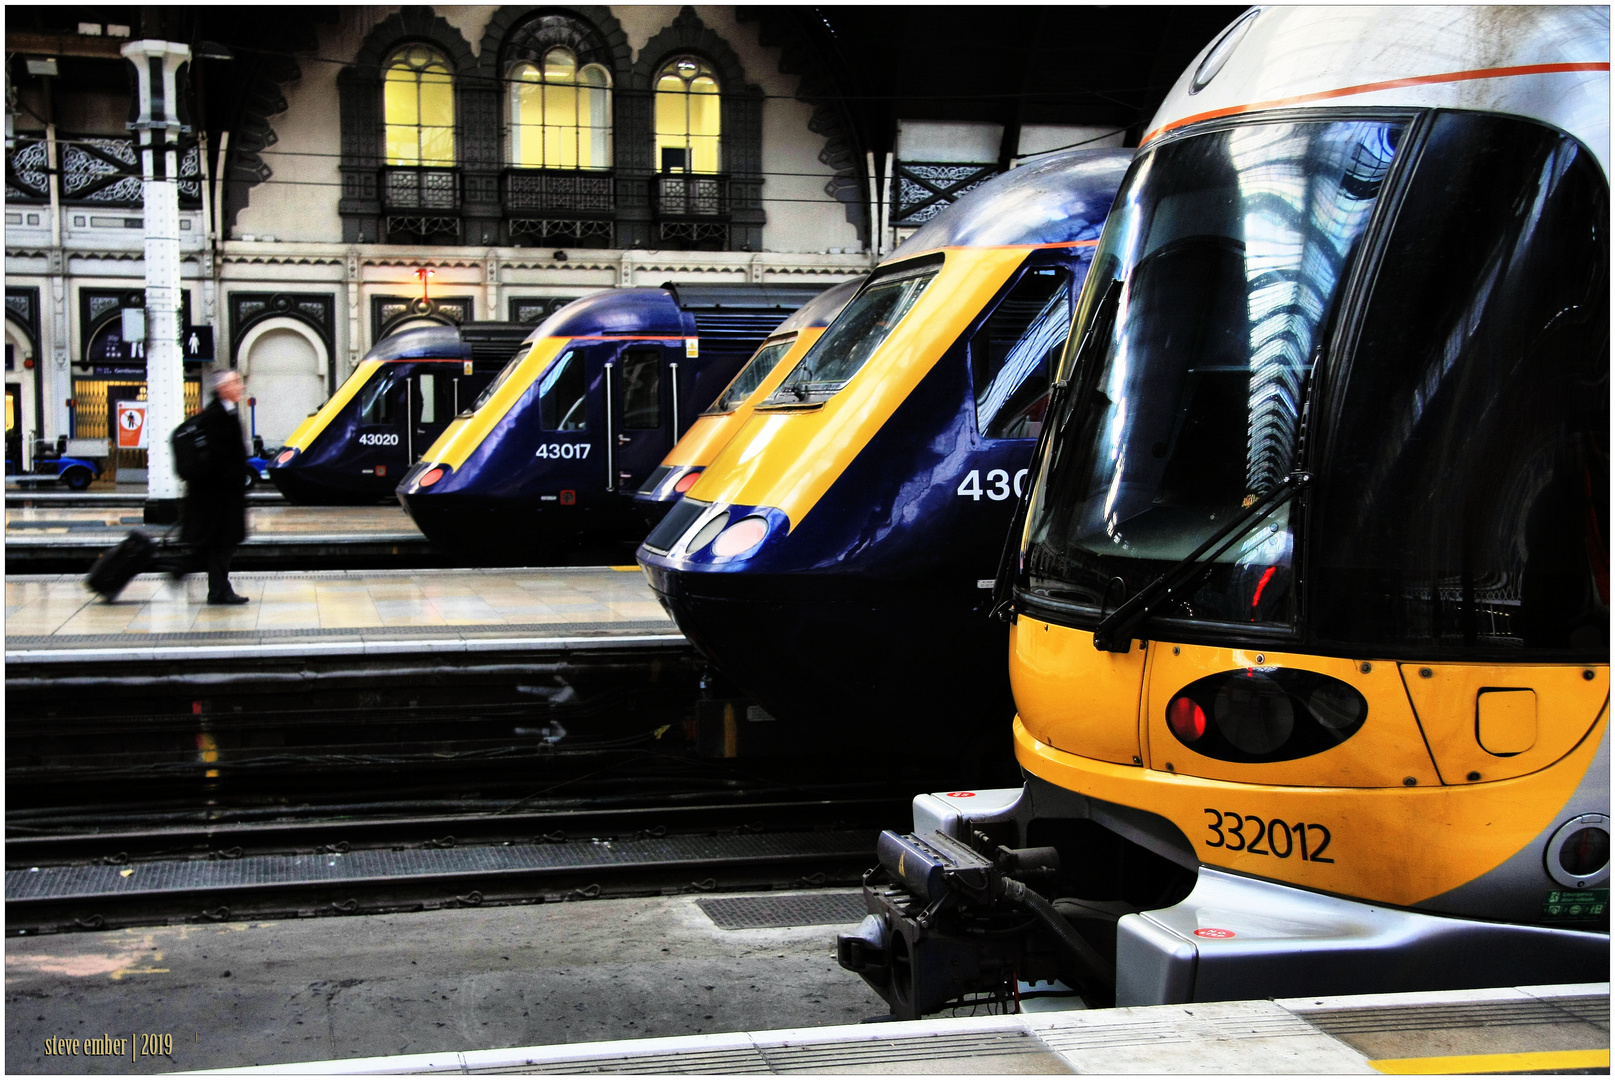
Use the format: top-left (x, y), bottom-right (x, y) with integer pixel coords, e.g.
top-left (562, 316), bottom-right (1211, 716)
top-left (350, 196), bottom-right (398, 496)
top-left (1203, 808), bottom-right (1334, 862)
top-left (957, 468), bottom-right (1029, 501)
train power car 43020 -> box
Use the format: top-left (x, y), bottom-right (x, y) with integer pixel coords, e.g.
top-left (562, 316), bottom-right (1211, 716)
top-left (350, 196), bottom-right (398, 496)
top-left (636, 148), bottom-right (1131, 757)
top-left (396, 284), bottom-right (824, 561)
top-left (838, 5), bottom-right (1610, 1018)
top-left (633, 277), bottom-right (864, 527)
top-left (266, 322), bottom-right (532, 505)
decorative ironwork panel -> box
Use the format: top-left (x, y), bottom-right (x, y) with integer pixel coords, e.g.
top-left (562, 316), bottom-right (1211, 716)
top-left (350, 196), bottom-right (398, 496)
top-left (502, 169), bottom-right (615, 216)
top-left (6, 138), bottom-right (49, 201)
top-left (509, 218), bottom-right (613, 239)
top-left (509, 297), bottom-right (579, 325)
top-left (656, 174), bottom-right (729, 218)
top-left (371, 295), bottom-right (475, 341)
top-left (892, 162), bottom-right (1000, 226)
top-left (384, 214), bottom-right (461, 238)
top-left (382, 167), bottom-right (461, 212)
top-left (661, 220), bottom-right (727, 243)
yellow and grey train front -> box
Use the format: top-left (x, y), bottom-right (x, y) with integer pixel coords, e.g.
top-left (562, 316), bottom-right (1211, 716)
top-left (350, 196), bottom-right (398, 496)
top-left (839, 6), bottom-right (1609, 1017)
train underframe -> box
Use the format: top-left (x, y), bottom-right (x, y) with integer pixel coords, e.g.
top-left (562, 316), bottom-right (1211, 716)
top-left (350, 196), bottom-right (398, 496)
top-left (839, 779), bottom-right (1610, 1019)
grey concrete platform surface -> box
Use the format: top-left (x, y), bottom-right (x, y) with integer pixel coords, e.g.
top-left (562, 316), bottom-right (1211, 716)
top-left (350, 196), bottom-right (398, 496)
top-left (202, 984), bottom-right (1611, 1076)
top-left (4, 566), bottom-right (682, 664)
top-left (4, 890), bottom-right (890, 1074)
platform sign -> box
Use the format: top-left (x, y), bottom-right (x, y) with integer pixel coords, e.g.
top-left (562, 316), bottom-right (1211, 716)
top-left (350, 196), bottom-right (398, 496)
top-left (115, 401), bottom-right (149, 449)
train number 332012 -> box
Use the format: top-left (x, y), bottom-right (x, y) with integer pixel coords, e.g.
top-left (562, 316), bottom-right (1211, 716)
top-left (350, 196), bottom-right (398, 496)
top-left (1203, 808), bottom-right (1333, 862)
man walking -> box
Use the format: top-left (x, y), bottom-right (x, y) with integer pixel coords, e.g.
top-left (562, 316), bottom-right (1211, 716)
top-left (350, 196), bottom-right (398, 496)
top-left (181, 369), bottom-right (251, 604)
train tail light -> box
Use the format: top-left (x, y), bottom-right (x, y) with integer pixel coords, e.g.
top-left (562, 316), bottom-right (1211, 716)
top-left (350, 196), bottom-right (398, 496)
top-left (418, 467), bottom-right (444, 487)
top-left (1167, 696), bottom-right (1207, 742)
top-left (674, 468), bottom-right (702, 494)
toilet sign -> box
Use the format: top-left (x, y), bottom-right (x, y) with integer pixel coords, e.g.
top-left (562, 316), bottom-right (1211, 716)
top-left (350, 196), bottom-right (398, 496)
top-left (115, 401), bottom-right (149, 449)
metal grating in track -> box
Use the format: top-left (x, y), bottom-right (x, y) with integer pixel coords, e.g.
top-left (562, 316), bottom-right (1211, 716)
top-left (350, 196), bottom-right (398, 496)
top-left (6, 831), bottom-right (874, 902)
top-left (1299, 996), bottom-right (1611, 1036)
top-left (696, 891), bottom-right (867, 930)
top-left (469, 1030), bottom-right (1061, 1074)
top-left (5, 620), bottom-right (676, 649)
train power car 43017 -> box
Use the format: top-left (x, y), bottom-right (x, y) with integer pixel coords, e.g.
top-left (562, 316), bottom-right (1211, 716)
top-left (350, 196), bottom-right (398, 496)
top-left (397, 284), bottom-right (823, 561)
top-left (838, 5), bottom-right (1610, 1018)
top-left (636, 148), bottom-right (1130, 757)
top-left (266, 322), bottom-right (532, 504)
top-left (633, 277), bottom-right (863, 527)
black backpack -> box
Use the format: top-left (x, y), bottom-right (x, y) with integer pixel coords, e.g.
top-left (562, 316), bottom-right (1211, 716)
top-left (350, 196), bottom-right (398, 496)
top-left (171, 414), bottom-right (210, 482)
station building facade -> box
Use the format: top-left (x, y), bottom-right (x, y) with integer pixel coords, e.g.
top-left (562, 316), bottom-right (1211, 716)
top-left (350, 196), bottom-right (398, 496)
top-left (5, 5), bottom-right (891, 466)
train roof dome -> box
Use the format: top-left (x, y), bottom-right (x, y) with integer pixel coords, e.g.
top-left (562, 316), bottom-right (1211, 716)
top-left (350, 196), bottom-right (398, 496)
top-left (538, 288), bottom-right (687, 340)
top-left (767, 276), bottom-right (865, 335)
top-left (362, 325), bottom-right (469, 362)
top-left (889, 146), bottom-right (1133, 258)
top-left (1147, 7), bottom-right (1609, 172)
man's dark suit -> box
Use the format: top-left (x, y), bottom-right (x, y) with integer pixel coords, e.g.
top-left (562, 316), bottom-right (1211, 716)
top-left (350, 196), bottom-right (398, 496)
top-left (180, 398), bottom-right (248, 601)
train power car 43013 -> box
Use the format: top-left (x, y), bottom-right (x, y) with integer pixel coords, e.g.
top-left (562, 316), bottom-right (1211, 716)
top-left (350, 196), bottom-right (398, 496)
top-left (397, 284), bottom-right (824, 561)
top-left (637, 148), bottom-right (1130, 757)
top-left (266, 323), bottom-right (532, 504)
top-left (633, 277), bottom-right (863, 527)
top-left (838, 5), bottom-right (1610, 1018)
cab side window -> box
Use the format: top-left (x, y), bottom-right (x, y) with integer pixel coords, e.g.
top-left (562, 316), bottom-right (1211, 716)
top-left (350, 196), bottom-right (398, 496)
top-left (539, 351), bottom-right (587, 431)
top-left (358, 370), bottom-right (397, 425)
top-left (972, 267), bottom-right (1072, 439)
top-left (621, 349), bottom-right (662, 429)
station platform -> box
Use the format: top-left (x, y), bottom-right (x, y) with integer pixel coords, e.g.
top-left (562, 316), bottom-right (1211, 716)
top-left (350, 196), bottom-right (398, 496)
top-left (5, 502), bottom-right (433, 571)
top-left (4, 566), bottom-right (682, 665)
top-left (207, 983), bottom-right (1610, 1075)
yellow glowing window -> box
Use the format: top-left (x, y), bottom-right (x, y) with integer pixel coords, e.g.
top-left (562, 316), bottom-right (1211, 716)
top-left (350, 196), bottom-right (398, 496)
top-left (5, 395), bottom-right (13, 433)
top-left (384, 45), bottom-right (455, 166)
top-left (654, 56), bottom-right (720, 174)
top-left (509, 47), bottom-right (612, 169)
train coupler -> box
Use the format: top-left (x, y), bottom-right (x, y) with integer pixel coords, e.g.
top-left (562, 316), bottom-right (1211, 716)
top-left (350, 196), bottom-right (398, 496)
top-left (836, 827), bottom-right (1105, 1019)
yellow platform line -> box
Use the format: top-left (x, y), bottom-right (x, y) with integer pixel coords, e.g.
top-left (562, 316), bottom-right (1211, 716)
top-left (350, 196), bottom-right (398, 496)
top-left (609, 566), bottom-right (641, 572)
top-left (1370, 1049), bottom-right (1609, 1074)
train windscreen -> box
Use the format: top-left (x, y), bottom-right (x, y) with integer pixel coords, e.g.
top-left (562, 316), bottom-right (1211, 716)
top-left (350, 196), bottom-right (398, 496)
top-left (765, 260), bottom-right (939, 405)
top-left (1022, 118), bottom-right (1407, 629)
top-left (704, 338), bottom-right (794, 414)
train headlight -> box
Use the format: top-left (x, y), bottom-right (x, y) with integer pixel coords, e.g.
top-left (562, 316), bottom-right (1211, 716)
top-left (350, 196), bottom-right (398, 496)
top-left (1167, 696), bottom-right (1207, 742)
top-left (710, 516), bottom-right (770, 558)
top-left (1547, 814), bottom-right (1611, 889)
top-left (674, 468), bottom-right (702, 494)
top-left (1164, 669), bottom-right (1367, 763)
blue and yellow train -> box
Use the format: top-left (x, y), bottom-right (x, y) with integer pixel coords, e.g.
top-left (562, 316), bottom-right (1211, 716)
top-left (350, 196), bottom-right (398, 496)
top-left (267, 322), bottom-right (532, 504)
top-left (396, 284), bottom-right (826, 560)
top-left (633, 277), bottom-right (863, 526)
top-left (636, 147), bottom-right (1132, 747)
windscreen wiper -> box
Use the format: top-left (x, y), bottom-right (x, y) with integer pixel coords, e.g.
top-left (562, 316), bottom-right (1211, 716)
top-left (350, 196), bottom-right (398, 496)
top-left (1090, 469), bottom-right (1312, 652)
top-left (990, 277), bottom-right (1124, 622)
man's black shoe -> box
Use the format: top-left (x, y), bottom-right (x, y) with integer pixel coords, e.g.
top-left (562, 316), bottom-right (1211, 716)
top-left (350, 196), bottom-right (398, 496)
top-left (208, 593), bottom-right (251, 605)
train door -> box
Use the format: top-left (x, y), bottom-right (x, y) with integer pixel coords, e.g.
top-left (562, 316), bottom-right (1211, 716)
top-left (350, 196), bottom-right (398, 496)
top-left (606, 346), bottom-right (673, 493)
top-left (407, 368), bottom-right (456, 464)
top-left (5, 384), bottom-right (21, 471)
top-left (353, 365), bottom-right (410, 482)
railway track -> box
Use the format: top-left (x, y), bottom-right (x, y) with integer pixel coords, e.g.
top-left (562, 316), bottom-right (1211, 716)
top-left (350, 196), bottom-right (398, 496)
top-left (6, 798), bottom-right (895, 936)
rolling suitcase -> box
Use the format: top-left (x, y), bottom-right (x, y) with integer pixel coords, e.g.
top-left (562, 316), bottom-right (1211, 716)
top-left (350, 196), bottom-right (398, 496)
top-left (86, 529), bottom-right (158, 602)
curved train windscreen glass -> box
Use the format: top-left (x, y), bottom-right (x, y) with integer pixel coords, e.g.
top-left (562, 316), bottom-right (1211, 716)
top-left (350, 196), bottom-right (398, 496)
top-left (357, 368), bottom-right (400, 424)
top-left (766, 261), bottom-right (939, 405)
top-left (974, 267), bottom-right (1072, 440)
top-left (1310, 113), bottom-right (1608, 658)
top-left (539, 350), bottom-right (587, 430)
top-left (705, 338), bottom-right (793, 414)
top-left (472, 343), bottom-right (535, 411)
top-left (1024, 118), bottom-right (1406, 627)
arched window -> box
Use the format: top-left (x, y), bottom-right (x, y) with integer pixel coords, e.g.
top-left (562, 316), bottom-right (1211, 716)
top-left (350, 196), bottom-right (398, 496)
top-left (508, 47), bottom-right (612, 170)
top-left (384, 45), bottom-right (456, 166)
top-left (654, 56), bottom-right (720, 173)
